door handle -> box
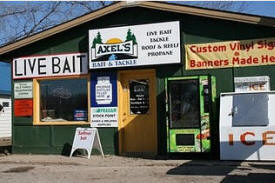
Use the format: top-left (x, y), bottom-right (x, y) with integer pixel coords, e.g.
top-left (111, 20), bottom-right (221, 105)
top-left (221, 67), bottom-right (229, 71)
top-left (229, 107), bottom-right (238, 116)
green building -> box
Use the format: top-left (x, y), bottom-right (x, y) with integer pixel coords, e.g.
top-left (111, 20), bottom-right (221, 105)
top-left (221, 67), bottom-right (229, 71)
top-left (0, 2), bottom-right (275, 158)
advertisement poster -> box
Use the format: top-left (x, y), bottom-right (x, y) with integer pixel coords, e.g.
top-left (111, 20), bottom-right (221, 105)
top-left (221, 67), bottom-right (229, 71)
top-left (91, 72), bottom-right (118, 127)
top-left (89, 21), bottom-right (181, 69)
top-left (185, 37), bottom-right (275, 70)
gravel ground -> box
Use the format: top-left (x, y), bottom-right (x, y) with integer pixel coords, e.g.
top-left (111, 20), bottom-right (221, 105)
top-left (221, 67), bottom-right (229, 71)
top-left (0, 154), bottom-right (275, 183)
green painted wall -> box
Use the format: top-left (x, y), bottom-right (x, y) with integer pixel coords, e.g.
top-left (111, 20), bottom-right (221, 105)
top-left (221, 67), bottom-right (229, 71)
top-left (5, 7), bottom-right (275, 157)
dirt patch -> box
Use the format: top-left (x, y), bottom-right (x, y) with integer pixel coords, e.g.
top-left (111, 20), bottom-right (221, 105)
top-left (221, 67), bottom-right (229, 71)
top-left (3, 166), bottom-right (35, 173)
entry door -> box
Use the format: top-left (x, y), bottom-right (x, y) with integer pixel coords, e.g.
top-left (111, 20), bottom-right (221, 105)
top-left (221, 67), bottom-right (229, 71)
top-left (118, 69), bottom-right (157, 155)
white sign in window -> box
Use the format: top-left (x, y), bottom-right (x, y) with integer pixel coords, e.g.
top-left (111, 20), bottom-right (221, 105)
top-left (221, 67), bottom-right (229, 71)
top-left (95, 76), bottom-right (112, 105)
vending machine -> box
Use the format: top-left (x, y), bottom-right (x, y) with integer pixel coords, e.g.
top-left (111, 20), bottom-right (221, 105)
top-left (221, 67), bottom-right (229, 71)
top-left (165, 75), bottom-right (216, 153)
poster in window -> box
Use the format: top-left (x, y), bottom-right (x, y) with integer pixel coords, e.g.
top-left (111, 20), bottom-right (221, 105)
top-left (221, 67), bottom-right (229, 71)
top-left (129, 79), bottom-right (149, 114)
top-left (91, 72), bottom-right (117, 107)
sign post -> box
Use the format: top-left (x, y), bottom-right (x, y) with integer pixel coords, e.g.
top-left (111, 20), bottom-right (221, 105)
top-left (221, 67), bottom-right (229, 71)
top-left (70, 128), bottom-right (104, 159)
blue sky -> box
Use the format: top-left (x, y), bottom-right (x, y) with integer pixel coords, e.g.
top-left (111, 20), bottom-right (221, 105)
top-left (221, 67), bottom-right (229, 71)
top-left (0, 62), bottom-right (11, 93)
top-left (245, 1), bottom-right (275, 18)
top-left (172, 1), bottom-right (275, 18)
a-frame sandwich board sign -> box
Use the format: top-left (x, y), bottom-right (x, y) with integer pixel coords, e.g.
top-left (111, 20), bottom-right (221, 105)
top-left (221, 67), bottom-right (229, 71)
top-left (70, 128), bottom-right (104, 159)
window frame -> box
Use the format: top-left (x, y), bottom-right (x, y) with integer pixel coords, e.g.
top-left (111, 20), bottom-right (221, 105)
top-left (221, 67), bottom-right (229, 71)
top-left (33, 74), bottom-right (90, 125)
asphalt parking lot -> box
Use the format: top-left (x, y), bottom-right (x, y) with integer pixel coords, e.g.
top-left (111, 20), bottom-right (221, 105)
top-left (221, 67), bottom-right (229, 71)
top-left (0, 154), bottom-right (275, 183)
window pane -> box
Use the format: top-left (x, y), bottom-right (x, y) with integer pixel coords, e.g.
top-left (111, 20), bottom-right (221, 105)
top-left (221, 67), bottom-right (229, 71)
top-left (169, 79), bottom-right (200, 128)
top-left (129, 79), bottom-right (149, 114)
top-left (232, 93), bottom-right (269, 126)
top-left (40, 78), bottom-right (88, 122)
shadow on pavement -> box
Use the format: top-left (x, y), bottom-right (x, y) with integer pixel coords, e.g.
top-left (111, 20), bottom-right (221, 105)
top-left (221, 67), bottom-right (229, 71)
top-left (222, 173), bottom-right (275, 183)
top-left (167, 160), bottom-right (241, 176)
top-left (167, 160), bottom-right (275, 183)
top-left (249, 163), bottom-right (275, 171)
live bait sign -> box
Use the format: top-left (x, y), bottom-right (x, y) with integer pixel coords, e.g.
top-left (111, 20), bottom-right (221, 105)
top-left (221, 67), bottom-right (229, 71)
top-left (13, 53), bottom-right (88, 79)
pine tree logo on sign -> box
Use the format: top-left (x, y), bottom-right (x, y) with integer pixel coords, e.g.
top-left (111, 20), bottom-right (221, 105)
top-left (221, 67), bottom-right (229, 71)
top-left (90, 29), bottom-right (138, 62)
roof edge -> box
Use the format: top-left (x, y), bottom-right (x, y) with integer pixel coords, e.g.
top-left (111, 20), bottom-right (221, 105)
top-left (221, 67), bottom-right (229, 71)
top-left (140, 1), bottom-right (273, 26)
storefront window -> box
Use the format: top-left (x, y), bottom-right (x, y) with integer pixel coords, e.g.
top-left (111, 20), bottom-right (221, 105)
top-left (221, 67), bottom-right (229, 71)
top-left (39, 78), bottom-right (88, 122)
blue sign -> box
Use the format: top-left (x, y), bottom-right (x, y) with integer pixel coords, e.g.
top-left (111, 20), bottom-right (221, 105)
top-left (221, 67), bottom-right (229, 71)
top-left (74, 110), bottom-right (88, 121)
top-left (91, 72), bottom-right (117, 107)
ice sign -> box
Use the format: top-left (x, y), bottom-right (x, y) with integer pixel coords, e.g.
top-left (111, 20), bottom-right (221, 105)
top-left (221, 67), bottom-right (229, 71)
top-left (96, 76), bottom-right (112, 104)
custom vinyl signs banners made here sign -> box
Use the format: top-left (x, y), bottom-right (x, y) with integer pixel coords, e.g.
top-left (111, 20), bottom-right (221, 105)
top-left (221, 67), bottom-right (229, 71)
top-left (89, 21), bottom-right (181, 69)
top-left (185, 37), bottom-right (275, 70)
top-left (13, 53), bottom-right (88, 79)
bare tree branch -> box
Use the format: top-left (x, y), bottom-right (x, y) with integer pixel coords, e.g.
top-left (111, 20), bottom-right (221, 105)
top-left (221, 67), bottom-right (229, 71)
top-left (0, 1), bottom-right (112, 46)
top-left (27, 2), bottom-right (61, 36)
top-left (0, 9), bottom-right (27, 18)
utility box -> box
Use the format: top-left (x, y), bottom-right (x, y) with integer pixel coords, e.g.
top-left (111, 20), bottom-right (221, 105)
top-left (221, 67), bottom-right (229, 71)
top-left (220, 92), bottom-right (275, 160)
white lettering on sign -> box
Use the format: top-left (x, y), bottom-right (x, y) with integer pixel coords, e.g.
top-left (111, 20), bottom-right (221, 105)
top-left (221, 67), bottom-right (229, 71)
top-left (95, 41), bottom-right (134, 58)
top-left (13, 53), bottom-right (88, 79)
